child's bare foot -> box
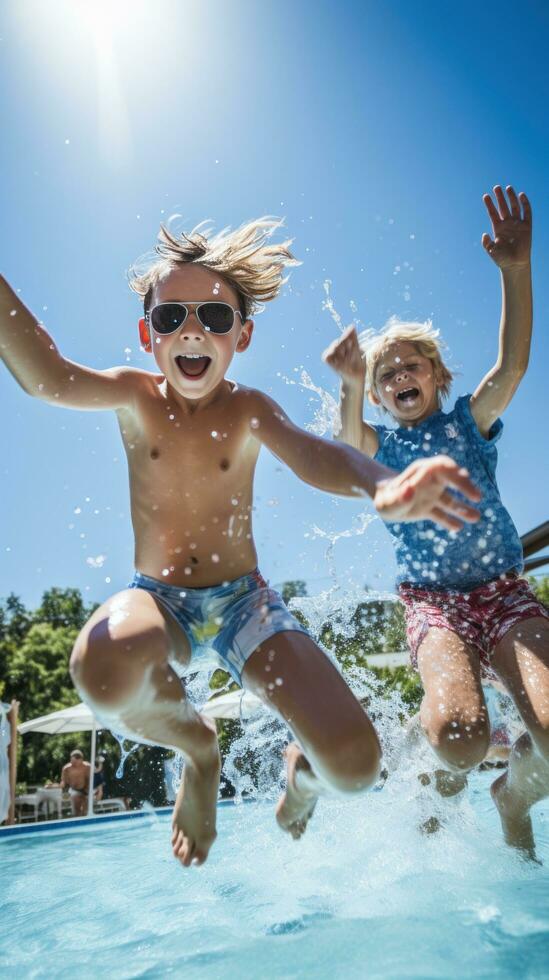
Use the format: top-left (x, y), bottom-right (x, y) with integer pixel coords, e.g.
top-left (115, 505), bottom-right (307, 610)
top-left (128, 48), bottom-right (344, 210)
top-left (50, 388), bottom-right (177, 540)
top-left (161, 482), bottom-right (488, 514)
top-left (421, 815), bottom-right (442, 835)
top-left (276, 743), bottom-right (318, 840)
top-left (491, 772), bottom-right (539, 862)
top-left (171, 747), bottom-right (221, 867)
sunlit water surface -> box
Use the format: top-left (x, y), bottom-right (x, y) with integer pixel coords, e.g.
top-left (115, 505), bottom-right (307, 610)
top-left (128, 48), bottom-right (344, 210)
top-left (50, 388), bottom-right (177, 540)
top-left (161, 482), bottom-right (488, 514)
top-left (1, 774), bottom-right (548, 979)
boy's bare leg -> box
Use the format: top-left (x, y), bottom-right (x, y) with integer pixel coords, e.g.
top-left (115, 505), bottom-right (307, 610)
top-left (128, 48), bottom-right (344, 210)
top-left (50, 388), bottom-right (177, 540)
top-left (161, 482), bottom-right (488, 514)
top-left (70, 589), bottom-right (221, 867)
top-left (242, 632), bottom-right (382, 839)
top-left (490, 617), bottom-right (549, 860)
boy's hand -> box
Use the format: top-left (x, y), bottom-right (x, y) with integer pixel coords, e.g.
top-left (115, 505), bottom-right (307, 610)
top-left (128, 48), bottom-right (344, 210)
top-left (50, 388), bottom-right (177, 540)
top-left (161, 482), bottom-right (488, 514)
top-left (373, 456), bottom-right (481, 532)
top-left (322, 325), bottom-right (366, 386)
top-left (482, 186), bottom-right (531, 269)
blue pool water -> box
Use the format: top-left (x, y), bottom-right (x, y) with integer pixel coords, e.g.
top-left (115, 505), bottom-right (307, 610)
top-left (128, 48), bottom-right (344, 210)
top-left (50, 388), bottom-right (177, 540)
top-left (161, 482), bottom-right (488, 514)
top-left (1, 771), bottom-right (548, 979)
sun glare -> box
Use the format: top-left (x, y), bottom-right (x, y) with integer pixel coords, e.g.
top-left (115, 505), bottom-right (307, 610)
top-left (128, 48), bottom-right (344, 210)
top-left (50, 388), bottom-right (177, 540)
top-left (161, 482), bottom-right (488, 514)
top-left (76, 0), bottom-right (136, 56)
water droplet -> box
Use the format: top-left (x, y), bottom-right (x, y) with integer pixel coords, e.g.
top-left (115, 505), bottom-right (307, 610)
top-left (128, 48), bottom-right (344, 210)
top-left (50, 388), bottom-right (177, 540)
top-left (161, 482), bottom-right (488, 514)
top-left (250, 417), bottom-right (260, 429)
top-left (211, 553), bottom-right (220, 562)
top-left (162, 568), bottom-right (170, 576)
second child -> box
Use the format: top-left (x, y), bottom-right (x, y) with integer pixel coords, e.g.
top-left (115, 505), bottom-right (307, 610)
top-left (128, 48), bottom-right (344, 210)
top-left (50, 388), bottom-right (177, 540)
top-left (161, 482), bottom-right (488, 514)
top-left (324, 186), bottom-right (549, 859)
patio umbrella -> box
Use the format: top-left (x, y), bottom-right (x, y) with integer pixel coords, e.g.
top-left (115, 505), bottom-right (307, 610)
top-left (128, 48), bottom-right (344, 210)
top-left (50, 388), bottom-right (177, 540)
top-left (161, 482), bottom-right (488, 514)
top-left (201, 690), bottom-right (263, 721)
top-left (19, 702), bottom-right (100, 817)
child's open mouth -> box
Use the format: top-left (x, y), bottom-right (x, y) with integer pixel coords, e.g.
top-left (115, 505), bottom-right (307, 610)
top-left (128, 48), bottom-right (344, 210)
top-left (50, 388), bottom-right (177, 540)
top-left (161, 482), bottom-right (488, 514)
top-left (175, 354), bottom-right (211, 380)
top-left (396, 386), bottom-right (420, 405)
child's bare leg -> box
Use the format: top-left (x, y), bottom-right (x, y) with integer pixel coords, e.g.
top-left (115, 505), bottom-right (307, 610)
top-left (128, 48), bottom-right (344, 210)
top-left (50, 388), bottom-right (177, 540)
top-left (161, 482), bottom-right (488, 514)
top-left (242, 632), bottom-right (381, 839)
top-left (70, 589), bottom-right (221, 867)
top-left (490, 617), bottom-right (549, 859)
top-left (416, 628), bottom-right (490, 776)
top-left (406, 714), bottom-right (468, 798)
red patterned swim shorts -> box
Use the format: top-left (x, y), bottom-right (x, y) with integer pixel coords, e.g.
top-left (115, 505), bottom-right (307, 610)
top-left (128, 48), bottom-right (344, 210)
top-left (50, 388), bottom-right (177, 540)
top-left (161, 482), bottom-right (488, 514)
top-left (399, 575), bottom-right (549, 678)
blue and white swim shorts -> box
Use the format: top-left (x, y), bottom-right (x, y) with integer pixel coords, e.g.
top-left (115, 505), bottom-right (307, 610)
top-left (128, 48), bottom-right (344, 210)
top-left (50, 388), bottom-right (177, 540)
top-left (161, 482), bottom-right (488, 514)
top-left (129, 569), bottom-right (309, 684)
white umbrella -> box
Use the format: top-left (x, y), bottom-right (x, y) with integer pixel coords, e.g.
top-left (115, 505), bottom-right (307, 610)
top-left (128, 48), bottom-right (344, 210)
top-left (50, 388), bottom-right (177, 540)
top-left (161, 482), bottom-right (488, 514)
top-left (19, 702), bottom-right (100, 817)
top-left (202, 690), bottom-right (263, 721)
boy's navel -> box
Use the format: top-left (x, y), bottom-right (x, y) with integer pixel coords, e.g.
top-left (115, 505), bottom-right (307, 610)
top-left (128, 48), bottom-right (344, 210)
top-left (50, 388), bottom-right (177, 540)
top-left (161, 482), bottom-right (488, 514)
top-left (220, 458), bottom-right (230, 471)
top-left (150, 448), bottom-right (160, 460)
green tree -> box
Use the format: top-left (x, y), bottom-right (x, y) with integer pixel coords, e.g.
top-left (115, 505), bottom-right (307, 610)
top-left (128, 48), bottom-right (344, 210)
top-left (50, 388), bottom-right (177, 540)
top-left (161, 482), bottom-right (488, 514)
top-left (530, 574), bottom-right (549, 609)
top-left (34, 587), bottom-right (94, 630)
top-left (281, 580), bottom-right (308, 604)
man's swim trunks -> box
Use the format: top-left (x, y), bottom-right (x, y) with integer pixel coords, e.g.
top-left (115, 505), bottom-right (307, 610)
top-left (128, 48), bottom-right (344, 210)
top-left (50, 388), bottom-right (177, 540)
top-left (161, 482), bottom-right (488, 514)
top-left (399, 574), bottom-right (549, 679)
top-left (129, 568), bottom-right (309, 684)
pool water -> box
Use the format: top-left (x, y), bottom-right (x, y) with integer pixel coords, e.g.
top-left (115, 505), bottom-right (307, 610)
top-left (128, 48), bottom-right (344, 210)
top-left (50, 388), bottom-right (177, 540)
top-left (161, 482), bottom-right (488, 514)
top-left (1, 771), bottom-right (548, 979)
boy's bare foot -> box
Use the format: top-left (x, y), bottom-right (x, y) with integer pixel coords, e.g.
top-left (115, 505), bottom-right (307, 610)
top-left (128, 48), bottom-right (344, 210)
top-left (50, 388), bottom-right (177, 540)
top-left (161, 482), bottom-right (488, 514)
top-left (171, 747), bottom-right (221, 867)
top-left (276, 743), bottom-right (318, 840)
top-left (491, 772), bottom-right (539, 862)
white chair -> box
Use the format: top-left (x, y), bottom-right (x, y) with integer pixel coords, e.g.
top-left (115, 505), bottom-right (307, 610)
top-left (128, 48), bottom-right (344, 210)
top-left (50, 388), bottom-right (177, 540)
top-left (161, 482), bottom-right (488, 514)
top-left (94, 798), bottom-right (126, 814)
top-left (35, 787), bottom-right (63, 820)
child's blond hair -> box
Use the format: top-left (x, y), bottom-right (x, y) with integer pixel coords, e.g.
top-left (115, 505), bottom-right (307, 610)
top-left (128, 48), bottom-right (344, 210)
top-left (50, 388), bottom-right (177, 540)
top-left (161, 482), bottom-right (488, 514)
top-left (360, 317), bottom-right (453, 409)
top-left (128, 216), bottom-right (299, 319)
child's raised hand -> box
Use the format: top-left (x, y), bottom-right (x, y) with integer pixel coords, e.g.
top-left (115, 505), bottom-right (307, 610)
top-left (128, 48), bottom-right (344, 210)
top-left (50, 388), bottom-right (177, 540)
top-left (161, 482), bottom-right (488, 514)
top-left (373, 456), bottom-right (481, 532)
top-left (482, 186), bottom-right (531, 269)
top-left (322, 325), bottom-right (366, 385)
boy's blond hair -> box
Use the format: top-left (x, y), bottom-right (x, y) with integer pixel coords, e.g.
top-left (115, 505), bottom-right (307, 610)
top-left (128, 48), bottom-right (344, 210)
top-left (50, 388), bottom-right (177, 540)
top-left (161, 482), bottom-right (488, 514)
top-left (360, 317), bottom-right (453, 408)
top-left (128, 216), bottom-right (299, 319)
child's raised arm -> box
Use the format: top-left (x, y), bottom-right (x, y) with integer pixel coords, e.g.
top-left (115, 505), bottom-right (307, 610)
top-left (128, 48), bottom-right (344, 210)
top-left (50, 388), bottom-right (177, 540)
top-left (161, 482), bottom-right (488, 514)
top-left (248, 390), bottom-right (481, 531)
top-left (0, 275), bottom-right (143, 411)
top-left (322, 326), bottom-right (379, 456)
top-left (470, 185), bottom-right (532, 437)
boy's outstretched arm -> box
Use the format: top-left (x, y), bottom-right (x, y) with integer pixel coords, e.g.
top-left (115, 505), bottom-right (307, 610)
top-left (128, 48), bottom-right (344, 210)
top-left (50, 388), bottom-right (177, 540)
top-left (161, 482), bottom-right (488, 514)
top-left (471, 185), bottom-right (532, 437)
top-left (0, 276), bottom-right (142, 410)
top-left (322, 325), bottom-right (379, 456)
top-left (249, 391), bottom-right (481, 531)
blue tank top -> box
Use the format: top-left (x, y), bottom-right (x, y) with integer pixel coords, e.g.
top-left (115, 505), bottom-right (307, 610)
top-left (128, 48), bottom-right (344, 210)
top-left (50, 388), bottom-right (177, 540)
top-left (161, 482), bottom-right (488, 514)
top-left (371, 394), bottom-right (523, 591)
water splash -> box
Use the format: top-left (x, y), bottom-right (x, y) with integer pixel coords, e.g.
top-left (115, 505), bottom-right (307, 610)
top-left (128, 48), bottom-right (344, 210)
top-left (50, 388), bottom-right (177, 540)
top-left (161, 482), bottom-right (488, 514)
top-left (111, 732), bottom-right (141, 779)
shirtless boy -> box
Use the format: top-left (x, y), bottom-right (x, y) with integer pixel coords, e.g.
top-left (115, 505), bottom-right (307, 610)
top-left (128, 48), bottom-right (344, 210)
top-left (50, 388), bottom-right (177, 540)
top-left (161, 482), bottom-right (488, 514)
top-left (324, 187), bottom-right (549, 858)
top-left (1, 217), bottom-right (480, 866)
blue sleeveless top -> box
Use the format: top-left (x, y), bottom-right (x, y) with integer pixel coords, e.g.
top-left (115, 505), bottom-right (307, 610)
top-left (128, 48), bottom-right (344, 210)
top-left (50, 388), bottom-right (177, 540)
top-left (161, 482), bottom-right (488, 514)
top-left (371, 395), bottom-right (523, 591)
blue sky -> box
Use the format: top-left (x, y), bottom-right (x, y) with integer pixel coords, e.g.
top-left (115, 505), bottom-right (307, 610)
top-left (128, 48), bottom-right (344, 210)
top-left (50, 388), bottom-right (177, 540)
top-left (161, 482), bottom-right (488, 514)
top-left (1, 0), bottom-right (548, 609)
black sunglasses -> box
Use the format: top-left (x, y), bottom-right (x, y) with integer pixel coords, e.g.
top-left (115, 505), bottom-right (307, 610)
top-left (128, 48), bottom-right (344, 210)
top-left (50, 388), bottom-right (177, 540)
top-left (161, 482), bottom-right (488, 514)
top-left (146, 301), bottom-right (243, 336)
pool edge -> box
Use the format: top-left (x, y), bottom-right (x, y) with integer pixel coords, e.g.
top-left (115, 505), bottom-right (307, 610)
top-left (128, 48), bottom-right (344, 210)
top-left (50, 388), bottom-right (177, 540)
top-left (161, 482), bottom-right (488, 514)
top-left (0, 799), bottom-right (238, 839)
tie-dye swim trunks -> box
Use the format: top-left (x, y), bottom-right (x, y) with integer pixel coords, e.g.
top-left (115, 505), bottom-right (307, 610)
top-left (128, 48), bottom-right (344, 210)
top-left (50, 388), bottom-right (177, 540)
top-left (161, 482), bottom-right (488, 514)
top-left (129, 568), bottom-right (308, 684)
top-left (399, 574), bottom-right (549, 679)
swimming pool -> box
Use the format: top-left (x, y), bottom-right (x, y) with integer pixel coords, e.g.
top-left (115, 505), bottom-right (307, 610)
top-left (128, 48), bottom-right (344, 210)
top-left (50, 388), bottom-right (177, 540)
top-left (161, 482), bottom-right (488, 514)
top-left (1, 771), bottom-right (548, 979)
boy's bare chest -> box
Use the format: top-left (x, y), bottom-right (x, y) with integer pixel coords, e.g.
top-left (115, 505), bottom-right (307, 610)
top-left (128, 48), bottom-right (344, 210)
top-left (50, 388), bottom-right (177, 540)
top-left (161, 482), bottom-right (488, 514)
top-left (119, 395), bottom-right (257, 492)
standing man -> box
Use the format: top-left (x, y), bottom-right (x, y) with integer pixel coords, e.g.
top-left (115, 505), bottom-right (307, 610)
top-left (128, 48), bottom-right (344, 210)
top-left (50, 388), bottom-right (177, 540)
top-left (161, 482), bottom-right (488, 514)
top-left (60, 749), bottom-right (91, 817)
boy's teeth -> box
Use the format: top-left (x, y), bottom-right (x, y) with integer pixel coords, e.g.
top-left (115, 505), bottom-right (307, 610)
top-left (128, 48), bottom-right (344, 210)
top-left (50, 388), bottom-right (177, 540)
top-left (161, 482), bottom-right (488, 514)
top-left (176, 354), bottom-right (211, 378)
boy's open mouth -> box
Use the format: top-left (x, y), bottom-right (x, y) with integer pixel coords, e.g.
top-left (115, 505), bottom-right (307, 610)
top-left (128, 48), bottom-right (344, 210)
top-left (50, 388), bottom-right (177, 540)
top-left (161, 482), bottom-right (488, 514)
top-left (396, 386), bottom-right (420, 404)
top-left (175, 354), bottom-right (211, 380)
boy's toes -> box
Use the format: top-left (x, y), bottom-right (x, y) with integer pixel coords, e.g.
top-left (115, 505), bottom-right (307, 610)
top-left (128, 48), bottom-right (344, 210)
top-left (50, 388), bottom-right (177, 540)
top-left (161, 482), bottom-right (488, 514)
top-left (290, 820), bottom-right (305, 840)
top-left (172, 830), bottom-right (192, 865)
